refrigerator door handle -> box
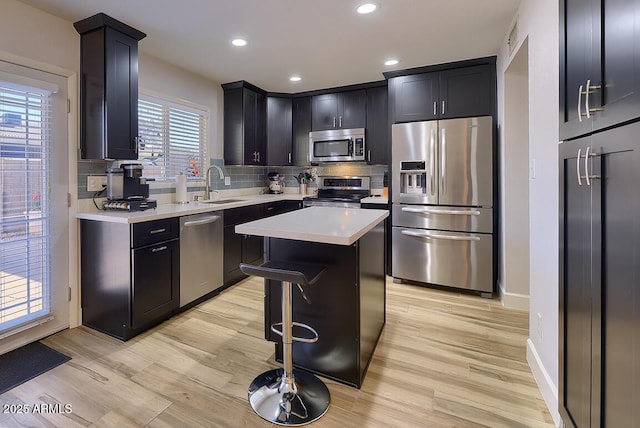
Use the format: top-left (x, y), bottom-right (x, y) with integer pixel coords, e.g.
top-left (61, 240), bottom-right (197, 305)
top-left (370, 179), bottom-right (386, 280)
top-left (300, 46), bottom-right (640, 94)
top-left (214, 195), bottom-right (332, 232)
top-left (440, 128), bottom-right (446, 194)
top-left (430, 128), bottom-right (436, 195)
top-left (577, 148), bottom-right (583, 186)
top-left (401, 207), bottom-right (481, 216)
top-left (400, 230), bottom-right (481, 241)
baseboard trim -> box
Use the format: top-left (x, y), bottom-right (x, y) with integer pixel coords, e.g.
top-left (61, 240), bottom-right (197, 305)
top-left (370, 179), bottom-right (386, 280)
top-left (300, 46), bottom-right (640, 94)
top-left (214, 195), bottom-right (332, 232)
top-left (526, 338), bottom-right (563, 428)
top-left (498, 280), bottom-right (530, 311)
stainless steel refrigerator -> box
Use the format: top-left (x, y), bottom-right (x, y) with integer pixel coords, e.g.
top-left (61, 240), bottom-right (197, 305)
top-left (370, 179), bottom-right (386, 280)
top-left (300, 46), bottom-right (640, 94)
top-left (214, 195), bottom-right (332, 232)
top-left (391, 116), bottom-right (494, 294)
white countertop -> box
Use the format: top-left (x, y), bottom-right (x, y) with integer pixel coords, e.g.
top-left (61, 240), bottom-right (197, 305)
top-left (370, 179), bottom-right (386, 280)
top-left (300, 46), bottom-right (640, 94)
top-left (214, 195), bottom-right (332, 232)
top-left (360, 196), bottom-right (388, 205)
top-left (76, 194), bottom-right (305, 224)
top-left (235, 206), bottom-right (389, 246)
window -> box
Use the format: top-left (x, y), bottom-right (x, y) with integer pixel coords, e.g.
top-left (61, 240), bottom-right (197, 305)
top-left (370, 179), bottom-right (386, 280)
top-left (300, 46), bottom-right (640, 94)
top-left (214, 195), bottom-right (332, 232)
top-left (0, 76), bottom-right (52, 333)
top-left (138, 94), bottom-right (208, 180)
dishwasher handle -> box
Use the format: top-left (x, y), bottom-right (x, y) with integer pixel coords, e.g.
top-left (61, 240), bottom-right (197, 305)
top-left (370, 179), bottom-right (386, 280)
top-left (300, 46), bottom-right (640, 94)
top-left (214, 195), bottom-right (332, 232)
top-left (182, 215), bottom-right (221, 227)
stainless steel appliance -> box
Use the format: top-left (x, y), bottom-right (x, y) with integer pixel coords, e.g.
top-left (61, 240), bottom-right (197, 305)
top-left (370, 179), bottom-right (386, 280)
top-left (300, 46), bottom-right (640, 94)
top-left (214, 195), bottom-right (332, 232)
top-left (391, 116), bottom-right (494, 294)
top-left (105, 163), bottom-right (157, 211)
top-left (303, 176), bottom-right (371, 208)
top-left (309, 128), bottom-right (365, 163)
top-left (179, 212), bottom-right (224, 307)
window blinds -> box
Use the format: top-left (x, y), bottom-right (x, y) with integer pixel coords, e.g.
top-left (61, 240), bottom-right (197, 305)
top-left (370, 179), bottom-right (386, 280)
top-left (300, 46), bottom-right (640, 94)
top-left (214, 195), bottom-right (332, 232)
top-left (0, 81), bottom-right (51, 334)
top-left (138, 96), bottom-right (207, 180)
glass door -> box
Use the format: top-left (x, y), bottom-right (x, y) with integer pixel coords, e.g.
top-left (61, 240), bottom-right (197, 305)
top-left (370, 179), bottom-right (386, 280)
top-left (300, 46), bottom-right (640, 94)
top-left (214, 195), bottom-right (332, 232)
top-left (0, 61), bottom-right (69, 354)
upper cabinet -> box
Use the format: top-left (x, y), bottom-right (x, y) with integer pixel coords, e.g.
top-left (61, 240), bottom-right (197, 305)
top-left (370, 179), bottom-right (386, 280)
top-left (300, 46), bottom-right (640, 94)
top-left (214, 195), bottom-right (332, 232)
top-left (311, 90), bottom-right (366, 131)
top-left (560, 0), bottom-right (640, 141)
top-left (386, 60), bottom-right (495, 123)
top-left (74, 13), bottom-right (146, 160)
top-left (223, 81), bottom-right (267, 165)
top-left (266, 96), bottom-right (293, 166)
top-left (292, 97), bottom-right (312, 166)
top-left (365, 85), bottom-right (389, 165)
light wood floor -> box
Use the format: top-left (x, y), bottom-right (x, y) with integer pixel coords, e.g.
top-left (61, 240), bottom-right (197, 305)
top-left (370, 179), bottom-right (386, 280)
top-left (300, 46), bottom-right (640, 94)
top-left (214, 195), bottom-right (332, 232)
top-left (0, 277), bottom-right (555, 428)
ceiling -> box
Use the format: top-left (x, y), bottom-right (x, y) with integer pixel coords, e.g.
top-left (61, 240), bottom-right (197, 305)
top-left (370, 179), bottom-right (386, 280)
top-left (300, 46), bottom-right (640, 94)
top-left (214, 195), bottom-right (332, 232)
top-left (17, 0), bottom-right (521, 93)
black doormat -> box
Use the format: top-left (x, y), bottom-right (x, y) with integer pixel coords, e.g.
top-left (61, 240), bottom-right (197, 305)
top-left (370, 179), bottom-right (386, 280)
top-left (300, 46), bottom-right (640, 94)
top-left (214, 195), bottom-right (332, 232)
top-left (0, 341), bottom-right (71, 395)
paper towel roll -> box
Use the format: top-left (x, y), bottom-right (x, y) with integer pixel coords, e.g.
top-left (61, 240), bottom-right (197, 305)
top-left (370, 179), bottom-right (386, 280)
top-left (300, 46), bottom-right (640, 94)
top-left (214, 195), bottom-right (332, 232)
top-left (175, 173), bottom-right (188, 203)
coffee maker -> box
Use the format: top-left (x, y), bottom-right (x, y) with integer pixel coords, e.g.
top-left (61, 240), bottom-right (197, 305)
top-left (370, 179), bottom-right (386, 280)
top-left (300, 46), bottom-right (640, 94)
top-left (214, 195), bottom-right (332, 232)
top-left (104, 163), bottom-right (157, 211)
top-left (267, 172), bottom-right (285, 194)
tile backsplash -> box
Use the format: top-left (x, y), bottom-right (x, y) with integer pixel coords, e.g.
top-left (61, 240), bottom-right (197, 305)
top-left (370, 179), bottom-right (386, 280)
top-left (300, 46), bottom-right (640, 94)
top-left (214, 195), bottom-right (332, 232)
top-left (77, 158), bottom-right (388, 200)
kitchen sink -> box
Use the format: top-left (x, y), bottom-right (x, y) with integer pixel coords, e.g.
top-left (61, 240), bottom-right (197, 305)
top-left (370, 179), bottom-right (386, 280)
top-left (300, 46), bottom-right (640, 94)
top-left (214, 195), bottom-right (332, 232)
top-left (199, 198), bottom-right (245, 204)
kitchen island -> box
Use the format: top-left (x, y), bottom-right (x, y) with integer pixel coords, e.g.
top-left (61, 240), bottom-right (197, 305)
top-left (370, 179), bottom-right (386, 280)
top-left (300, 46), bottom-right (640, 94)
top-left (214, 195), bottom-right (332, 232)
top-left (235, 206), bottom-right (389, 388)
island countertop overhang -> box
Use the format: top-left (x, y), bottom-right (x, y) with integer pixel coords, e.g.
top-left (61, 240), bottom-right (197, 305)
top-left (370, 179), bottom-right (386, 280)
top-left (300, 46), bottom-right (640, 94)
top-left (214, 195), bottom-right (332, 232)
top-left (235, 206), bottom-right (389, 246)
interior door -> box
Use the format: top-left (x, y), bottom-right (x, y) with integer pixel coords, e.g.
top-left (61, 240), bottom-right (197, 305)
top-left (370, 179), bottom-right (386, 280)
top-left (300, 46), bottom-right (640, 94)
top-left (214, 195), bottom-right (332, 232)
top-left (0, 61), bottom-right (69, 354)
top-left (438, 116), bottom-right (493, 207)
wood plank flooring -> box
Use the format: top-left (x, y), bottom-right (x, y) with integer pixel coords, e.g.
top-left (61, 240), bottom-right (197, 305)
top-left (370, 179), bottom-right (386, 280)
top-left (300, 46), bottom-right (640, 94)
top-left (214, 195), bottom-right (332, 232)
top-left (0, 277), bottom-right (555, 427)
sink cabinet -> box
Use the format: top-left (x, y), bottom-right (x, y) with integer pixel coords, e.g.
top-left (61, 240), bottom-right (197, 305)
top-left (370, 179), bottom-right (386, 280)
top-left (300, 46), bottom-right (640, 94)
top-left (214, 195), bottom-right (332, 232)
top-left (74, 13), bottom-right (146, 160)
top-left (80, 217), bottom-right (179, 340)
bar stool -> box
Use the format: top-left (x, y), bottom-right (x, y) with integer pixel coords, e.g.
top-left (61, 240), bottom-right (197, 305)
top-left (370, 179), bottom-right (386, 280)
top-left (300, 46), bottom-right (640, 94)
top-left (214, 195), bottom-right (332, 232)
top-left (240, 260), bottom-right (330, 426)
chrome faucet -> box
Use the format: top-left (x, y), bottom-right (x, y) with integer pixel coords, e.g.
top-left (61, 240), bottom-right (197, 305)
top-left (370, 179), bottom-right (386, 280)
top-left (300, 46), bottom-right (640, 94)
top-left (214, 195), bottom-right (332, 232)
top-left (204, 164), bottom-right (225, 200)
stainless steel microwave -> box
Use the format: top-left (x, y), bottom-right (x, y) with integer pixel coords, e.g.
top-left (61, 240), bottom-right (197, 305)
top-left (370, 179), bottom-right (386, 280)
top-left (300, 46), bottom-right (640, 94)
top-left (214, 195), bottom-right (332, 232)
top-left (309, 128), bottom-right (366, 162)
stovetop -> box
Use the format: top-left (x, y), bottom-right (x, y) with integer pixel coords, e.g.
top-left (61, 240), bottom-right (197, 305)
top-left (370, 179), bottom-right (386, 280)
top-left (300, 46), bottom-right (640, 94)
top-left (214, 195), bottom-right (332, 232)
top-left (308, 176), bottom-right (371, 202)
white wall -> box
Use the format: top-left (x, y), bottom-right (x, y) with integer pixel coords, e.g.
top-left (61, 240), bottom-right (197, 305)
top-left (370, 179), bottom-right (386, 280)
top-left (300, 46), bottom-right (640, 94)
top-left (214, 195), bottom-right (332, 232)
top-left (496, 0), bottom-right (561, 426)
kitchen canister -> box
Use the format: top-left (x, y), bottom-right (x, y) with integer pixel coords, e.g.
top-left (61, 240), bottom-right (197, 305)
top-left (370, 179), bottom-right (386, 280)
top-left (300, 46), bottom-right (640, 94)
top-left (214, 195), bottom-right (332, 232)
top-left (175, 172), bottom-right (189, 204)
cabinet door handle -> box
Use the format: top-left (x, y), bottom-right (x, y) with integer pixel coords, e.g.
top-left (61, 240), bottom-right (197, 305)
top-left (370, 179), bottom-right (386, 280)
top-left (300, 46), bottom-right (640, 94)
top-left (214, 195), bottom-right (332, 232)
top-left (442, 100), bottom-right (445, 115)
top-left (288, 152), bottom-right (292, 164)
top-left (257, 152), bottom-right (260, 163)
top-left (576, 148), bottom-right (583, 186)
top-left (149, 228), bottom-right (166, 234)
top-left (433, 101), bottom-right (437, 116)
top-left (577, 84), bottom-right (584, 123)
top-left (585, 80), bottom-right (603, 118)
top-left (151, 245), bottom-right (168, 253)
top-left (367, 149), bottom-right (371, 162)
top-left (339, 116), bottom-right (343, 128)
top-left (333, 117), bottom-right (336, 128)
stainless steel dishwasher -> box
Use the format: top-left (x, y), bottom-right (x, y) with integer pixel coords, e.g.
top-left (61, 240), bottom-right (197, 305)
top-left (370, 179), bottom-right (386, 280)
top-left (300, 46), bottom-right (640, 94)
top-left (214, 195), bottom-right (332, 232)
top-left (179, 212), bottom-right (224, 307)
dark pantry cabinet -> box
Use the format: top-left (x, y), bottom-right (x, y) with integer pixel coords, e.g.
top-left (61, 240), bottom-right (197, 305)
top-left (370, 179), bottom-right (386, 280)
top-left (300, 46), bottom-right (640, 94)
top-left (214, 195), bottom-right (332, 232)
top-left (291, 96), bottom-right (312, 166)
top-left (266, 96), bottom-right (293, 166)
top-left (223, 81), bottom-right (267, 165)
top-left (74, 13), bottom-right (146, 160)
top-left (559, 0), bottom-right (640, 141)
top-left (387, 62), bottom-right (494, 123)
top-left (311, 90), bottom-right (366, 131)
top-left (365, 85), bottom-right (389, 164)
top-left (80, 217), bottom-right (180, 341)
top-left (559, 122), bottom-right (640, 428)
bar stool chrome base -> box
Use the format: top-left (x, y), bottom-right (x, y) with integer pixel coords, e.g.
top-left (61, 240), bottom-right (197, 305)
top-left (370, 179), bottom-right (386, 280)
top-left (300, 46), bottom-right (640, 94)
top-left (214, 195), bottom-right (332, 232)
top-left (248, 368), bottom-right (330, 426)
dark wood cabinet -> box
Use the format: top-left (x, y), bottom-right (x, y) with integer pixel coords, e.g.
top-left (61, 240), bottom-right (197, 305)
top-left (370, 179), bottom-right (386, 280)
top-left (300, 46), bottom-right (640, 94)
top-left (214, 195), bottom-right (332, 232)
top-left (388, 61), bottom-right (495, 123)
top-left (560, 0), bottom-right (640, 140)
top-left (292, 97), bottom-right (312, 166)
top-left (559, 122), bottom-right (640, 428)
top-left (74, 13), bottom-right (145, 160)
top-left (224, 201), bottom-right (302, 286)
top-left (223, 81), bottom-right (267, 165)
top-left (311, 90), bottom-right (366, 131)
top-left (267, 96), bottom-right (293, 165)
top-left (365, 86), bottom-right (389, 164)
top-left (80, 217), bottom-right (179, 341)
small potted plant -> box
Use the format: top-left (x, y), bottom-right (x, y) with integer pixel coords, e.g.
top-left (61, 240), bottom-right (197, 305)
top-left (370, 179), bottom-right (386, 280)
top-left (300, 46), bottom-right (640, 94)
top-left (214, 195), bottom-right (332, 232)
top-left (294, 168), bottom-right (317, 194)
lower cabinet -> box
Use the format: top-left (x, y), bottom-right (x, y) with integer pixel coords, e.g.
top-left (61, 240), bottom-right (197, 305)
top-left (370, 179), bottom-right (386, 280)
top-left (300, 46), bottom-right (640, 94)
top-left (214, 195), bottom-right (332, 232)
top-left (80, 217), bottom-right (180, 341)
top-left (559, 122), bottom-right (640, 427)
top-left (224, 201), bottom-right (302, 286)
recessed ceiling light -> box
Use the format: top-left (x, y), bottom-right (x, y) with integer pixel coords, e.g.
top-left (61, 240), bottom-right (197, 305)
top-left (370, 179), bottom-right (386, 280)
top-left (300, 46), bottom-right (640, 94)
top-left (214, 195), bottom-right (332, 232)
top-left (384, 59), bottom-right (399, 66)
top-left (356, 3), bottom-right (377, 14)
top-left (231, 38), bottom-right (247, 47)
top-left (290, 76), bottom-right (302, 82)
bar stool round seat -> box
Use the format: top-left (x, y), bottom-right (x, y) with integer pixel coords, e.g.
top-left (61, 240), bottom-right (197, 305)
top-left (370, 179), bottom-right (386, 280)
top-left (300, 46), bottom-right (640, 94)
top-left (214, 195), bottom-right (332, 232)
top-left (240, 260), bottom-right (330, 426)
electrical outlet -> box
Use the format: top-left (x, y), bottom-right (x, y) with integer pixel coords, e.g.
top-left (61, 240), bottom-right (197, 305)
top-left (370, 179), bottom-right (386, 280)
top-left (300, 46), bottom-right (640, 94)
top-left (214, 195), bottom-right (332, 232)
top-left (87, 175), bottom-right (107, 191)
top-left (537, 313), bottom-right (543, 342)
top-left (224, 176), bottom-right (231, 186)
